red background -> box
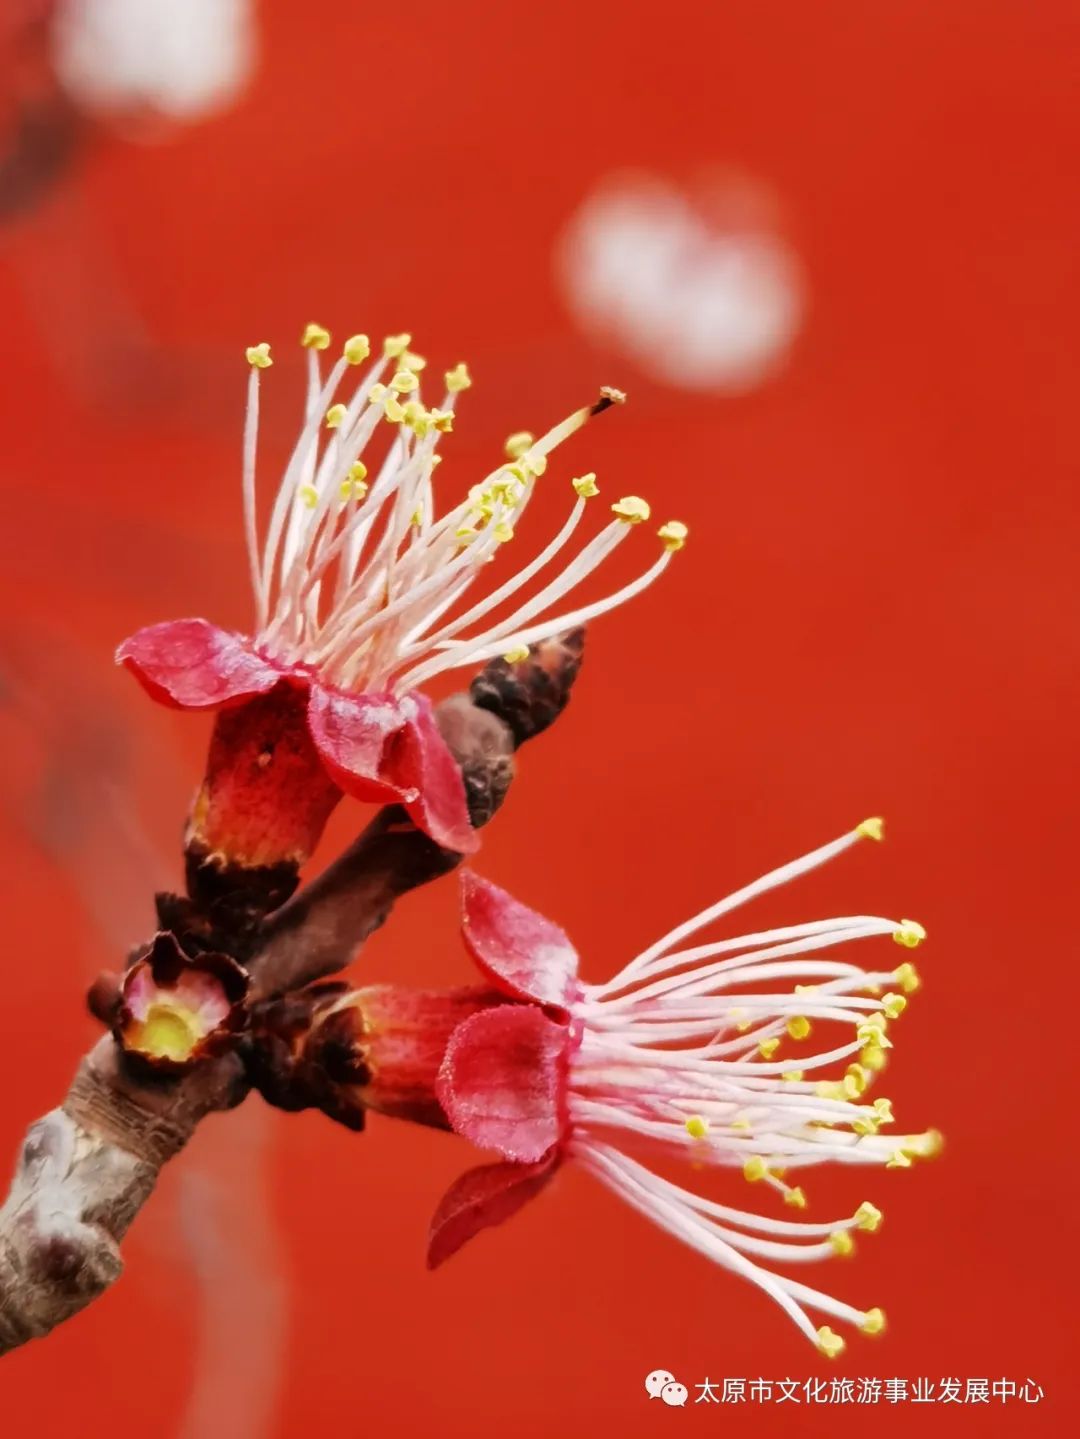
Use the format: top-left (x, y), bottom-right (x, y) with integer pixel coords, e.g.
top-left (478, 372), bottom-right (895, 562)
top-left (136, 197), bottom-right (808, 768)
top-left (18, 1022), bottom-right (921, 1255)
top-left (1, 1), bottom-right (1077, 1435)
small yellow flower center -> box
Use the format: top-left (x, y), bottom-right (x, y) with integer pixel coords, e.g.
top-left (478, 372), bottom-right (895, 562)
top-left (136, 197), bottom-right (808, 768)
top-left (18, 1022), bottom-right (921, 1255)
top-left (130, 1003), bottom-right (202, 1062)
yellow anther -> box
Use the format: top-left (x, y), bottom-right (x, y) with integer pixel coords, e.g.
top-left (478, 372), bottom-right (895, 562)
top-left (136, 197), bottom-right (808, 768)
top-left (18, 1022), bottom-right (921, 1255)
top-left (861, 1307), bottom-right (886, 1336)
top-left (842, 1073), bottom-right (863, 1101)
top-left (845, 1063), bottom-right (869, 1095)
top-left (829, 1230), bottom-right (855, 1258)
top-left (298, 484), bottom-right (318, 509)
top-left (504, 431), bottom-right (534, 460)
top-left (893, 919), bottom-right (927, 949)
top-left (903, 1129), bottom-right (943, 1160)
top-left (815, 1081), bottom-right (848, 1102)
top-left (522, 454), bottom-right (548, 478)
top-left (502, 644), bottom-right (530, 664)
top-left (854, 1201), bottom-right (883, 1233)
top-left (784, 1186), bottom-right (807, 1209)
top-left (343, 334), bottom-right (371, 365)
top-left (368, 383), bottom-right (388, 404)
top-left (730, 1118), bottom-right (751, 1131)
top-left (894, 961), bottom-right (921, 994)
top-left (347, 461), bottom-right (368, 482)
top-left (383, 333), bottom-right (411, 358)
top-left (409, 507), bottom-right (423, 527)
top-left (873, 1098), bottom-right (895, 1125)
top-left (886, 1150), bottom-right (913, 1169)
top-left (339, 477), bottom-right (368, 502)
top-left (758, 1038), bottom-right (780, 1060)
top-left (852, 1113), bottom-right (881, 1136)
top-left (782, 1070), bottom-right (804, 1083)
top-left (612, 495), bottom-right (651, 524)
top-left (430, 454), bottom-right (443, 469)
top-left (430, 408), bottom-right (454, 432)
top-left (658, 520), bottom-right (688, 551)
top-left (856, 816), bottom-right (885, 842)
top-left (743, 1156), bottom-right (768, 1183)
top-left (455, 526), bottom-right (478, 545)
top-left (402, 401), bottom-right (430, 436)
top-left (787, 1015), bottom-right (811, 1041)
top-left (881, 993), bottom-right (907, 1020)
top-left (573, 472), bottom-right (600, 499)
top-left (856, 1018), bottom-right (891, 1047)
top-left (445, 362), bottom-right (472, 393)
top-left (685, 1115), bottom-right (709, 1140)
top-left (794, 984), bottom-right (819, 995)
top-left (401, 350), bottom-right (427, 372)
top-left (816, 1327), bottom-right (845, 1360)
top-left (489, 477), bottom-right (523, 506)
top-left (246, 343), bottom-right (272, 368)
top-left (468, 484), bottom-right (494, 518)
top-left (600, 385), bottom-right (627, 404)
top-left (390, 369), bottom-right (419, 393)
top-left (301, 323), bottom-right (330, 350)
top-left (384, 396), bottom-right (406, 424)
top-left (493, 522), bottom-right (514, 543)
top-left (860, 1044), bottom-right (888, 1072)
top-left (325, 403), bottom-right (347, 428)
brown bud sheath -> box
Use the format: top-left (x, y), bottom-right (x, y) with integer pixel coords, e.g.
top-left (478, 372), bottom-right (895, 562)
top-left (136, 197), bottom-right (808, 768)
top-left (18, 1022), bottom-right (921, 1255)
top-left (469, 627), bottom-right (585, 748)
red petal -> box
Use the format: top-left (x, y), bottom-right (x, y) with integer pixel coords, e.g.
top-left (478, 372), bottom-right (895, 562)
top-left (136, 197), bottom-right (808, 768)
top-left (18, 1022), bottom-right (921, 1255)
top-left (427, 1152), bottom-right (559, 1269)
top-left (308, 686), bottom-right (477, 853)
top-left (459, 871), bottom-right (579, 1015)
top-left (436, 1005), bottom-right (568, 1162)
top-left (116, 619), bottom-right (283, 710)
top-left (393, 692), bottom-right (478, 854)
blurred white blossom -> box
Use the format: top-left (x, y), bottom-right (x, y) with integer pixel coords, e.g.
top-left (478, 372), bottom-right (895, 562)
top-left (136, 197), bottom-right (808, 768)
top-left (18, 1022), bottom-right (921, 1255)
top-left (559, 171), bottom-right (805, 393)
top-left (53, 0), bottom-right (255, 123)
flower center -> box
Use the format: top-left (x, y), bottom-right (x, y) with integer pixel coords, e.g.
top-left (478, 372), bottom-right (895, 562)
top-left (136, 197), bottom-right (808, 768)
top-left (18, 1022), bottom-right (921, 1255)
top-left (129, 1003), bottom-right (203, 1062)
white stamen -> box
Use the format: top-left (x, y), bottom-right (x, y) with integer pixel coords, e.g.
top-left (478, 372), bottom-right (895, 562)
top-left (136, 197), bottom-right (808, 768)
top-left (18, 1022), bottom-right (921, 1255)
top-left (563, 822), bottom-right (932, 1354)
top-left (238, 344), bottom-right (667, 695)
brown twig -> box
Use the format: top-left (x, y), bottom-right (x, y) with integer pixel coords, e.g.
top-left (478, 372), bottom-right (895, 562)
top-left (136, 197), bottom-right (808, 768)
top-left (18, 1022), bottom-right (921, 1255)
top-left (0, 631), bottom-right (585, 1356)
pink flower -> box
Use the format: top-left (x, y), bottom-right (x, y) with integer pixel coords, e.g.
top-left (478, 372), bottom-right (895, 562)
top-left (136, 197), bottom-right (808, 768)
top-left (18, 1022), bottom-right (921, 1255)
top-left (432, 820), bottom-right (938, 1358)
top-left (119, 331), bottom-right (685, 857)
top-left (115, 931), bottom-right (249, 1074)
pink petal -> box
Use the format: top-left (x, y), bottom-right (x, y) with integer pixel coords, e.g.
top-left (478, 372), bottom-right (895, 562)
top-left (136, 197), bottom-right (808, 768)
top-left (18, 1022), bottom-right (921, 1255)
top-left (116, 619), bottom-right (284, 710)
top-left (173, 970), bottom-right (233, 1029)
top-left (459, 872), bottom-right (579, 1015)
top-left (436, 1005), bottom-right (568, 1163)
top-left (123, 963), bottom-right (155, 1022)
top-left (427, 1153), bottom-right (559, 1269)
top-left (308, 686), bottom-right (477, 853)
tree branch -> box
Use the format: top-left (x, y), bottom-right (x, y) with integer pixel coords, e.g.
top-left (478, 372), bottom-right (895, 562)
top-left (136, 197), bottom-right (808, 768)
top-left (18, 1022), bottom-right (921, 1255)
top-left (0, 631), bottom-right (585, 1356)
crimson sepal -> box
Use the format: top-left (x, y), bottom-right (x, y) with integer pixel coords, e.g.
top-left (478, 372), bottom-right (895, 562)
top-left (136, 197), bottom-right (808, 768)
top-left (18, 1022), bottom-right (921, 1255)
top-left (116, 619), bottom-right (287, 710)
top-left (436, 1004), bottom-right (569, 1163)
top-left (459, 871), bottom-right (579, 1017)
top-left (427, 1151), bottom-right (560, 1269)
top-left (308, 686), bottom-right (478, 853)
